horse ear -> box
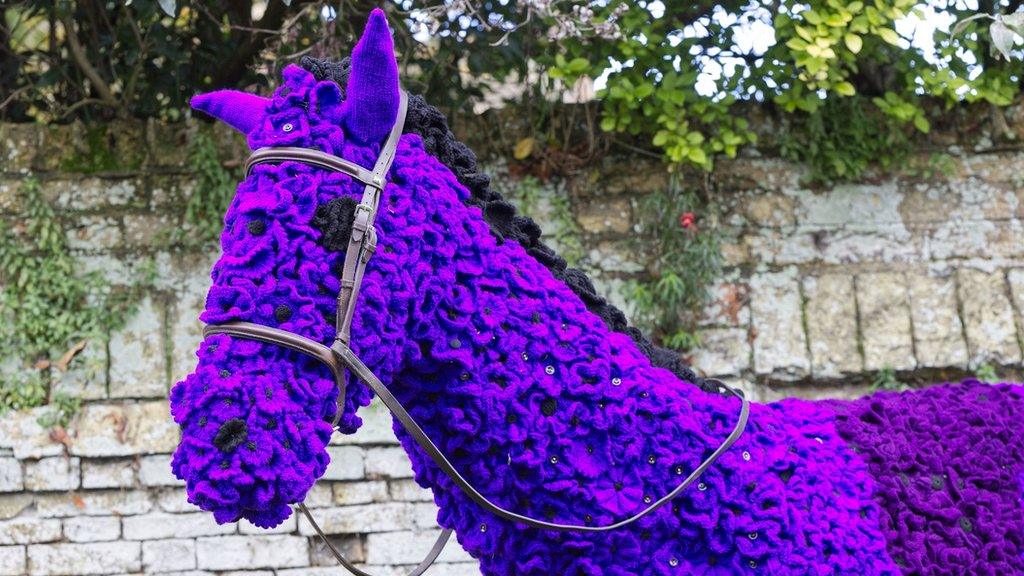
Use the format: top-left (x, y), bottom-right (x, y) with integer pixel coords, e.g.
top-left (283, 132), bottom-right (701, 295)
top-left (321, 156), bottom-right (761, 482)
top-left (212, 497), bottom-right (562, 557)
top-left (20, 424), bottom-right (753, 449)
top-left (341, 8), bottom-right (400, 145)
top-left (190, 90), bottom-right (270, 135)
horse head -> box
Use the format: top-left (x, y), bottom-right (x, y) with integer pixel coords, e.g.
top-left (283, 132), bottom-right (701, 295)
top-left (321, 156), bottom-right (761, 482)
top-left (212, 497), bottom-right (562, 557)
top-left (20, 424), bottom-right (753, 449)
top-left (170, 10), bottom-right (406, 526)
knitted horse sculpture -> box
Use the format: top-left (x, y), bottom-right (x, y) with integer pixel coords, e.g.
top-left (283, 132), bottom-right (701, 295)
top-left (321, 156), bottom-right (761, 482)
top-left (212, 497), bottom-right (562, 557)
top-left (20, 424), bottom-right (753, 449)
top-left (170, 10), bottom-right (1024, 575)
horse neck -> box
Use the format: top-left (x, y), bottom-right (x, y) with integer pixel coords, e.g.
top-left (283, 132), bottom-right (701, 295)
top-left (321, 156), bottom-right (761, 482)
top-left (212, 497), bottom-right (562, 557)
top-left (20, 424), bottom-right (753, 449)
top-left (359, 152), bottom-right (731, 484)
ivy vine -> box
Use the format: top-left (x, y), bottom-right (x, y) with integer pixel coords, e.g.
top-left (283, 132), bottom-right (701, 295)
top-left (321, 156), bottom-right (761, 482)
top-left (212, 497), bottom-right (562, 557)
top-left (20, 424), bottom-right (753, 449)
top-left (174, 130), bottom-right (241, 247)
top-left (780, 95), bottom-right (912, 183)
top-left (0, 178), bottom-right (152, 425)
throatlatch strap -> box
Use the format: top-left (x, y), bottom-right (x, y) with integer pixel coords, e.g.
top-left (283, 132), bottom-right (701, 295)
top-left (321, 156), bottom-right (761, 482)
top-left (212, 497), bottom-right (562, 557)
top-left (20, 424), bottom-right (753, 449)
top-left (332, 339), bottom-right (750, 533)
top-left (298, 503), bottom-right (452, 576)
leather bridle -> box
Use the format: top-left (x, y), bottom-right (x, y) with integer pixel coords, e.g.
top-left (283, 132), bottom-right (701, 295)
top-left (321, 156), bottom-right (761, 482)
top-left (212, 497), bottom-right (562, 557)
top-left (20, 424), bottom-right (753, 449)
top-left (201, 90), bottom-right (750, 575)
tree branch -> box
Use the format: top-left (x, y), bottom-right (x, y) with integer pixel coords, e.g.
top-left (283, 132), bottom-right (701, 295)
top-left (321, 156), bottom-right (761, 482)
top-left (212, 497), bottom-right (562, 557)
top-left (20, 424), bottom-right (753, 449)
top-left (60, 15), bottom-right (119, 108)
top-left (210, 0), bottom-right (316, 88)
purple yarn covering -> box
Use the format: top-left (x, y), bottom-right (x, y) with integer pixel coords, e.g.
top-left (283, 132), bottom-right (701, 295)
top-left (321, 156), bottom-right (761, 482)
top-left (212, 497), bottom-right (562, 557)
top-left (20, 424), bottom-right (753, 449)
top-left (830, 381), bottom-right (1024, 575)
top-left (171, 65), bottom-right (899, 576)
top-left (169, 9), bottom-right (1024, 574)
top-left (170, 62), bottom-right (381, 526)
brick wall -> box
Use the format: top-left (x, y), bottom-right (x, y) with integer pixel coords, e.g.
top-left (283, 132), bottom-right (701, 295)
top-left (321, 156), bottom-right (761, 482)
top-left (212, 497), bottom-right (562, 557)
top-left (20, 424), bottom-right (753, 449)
top-left (2, 120), bottom-right (1023, 575)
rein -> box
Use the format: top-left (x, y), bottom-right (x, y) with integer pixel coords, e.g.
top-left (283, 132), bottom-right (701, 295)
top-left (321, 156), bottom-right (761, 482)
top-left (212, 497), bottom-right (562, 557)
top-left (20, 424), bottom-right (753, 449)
top-left (201, 89), bottom-right (750, 575)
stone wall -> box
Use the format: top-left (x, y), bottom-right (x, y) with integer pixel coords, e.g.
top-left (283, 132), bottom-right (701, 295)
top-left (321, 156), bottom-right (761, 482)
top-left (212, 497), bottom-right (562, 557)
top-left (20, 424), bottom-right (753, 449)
top-left (1, 119), bottom-right (1024, 575)
top-left (559, 151), bottom-right (1024, 399)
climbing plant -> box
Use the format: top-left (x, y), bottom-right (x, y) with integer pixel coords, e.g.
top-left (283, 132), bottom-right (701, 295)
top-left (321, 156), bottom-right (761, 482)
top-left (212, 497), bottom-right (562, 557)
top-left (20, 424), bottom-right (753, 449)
top-left (626, 178), bottom-right (720, 350)
top-left (780, 95), bottom-right (913, 183)
top-left (0, 179), bottom-right (153, 424)
top-left (871, 366), bottom-right (910, 392)
top-left (176, 130), bottom-right (242, 246)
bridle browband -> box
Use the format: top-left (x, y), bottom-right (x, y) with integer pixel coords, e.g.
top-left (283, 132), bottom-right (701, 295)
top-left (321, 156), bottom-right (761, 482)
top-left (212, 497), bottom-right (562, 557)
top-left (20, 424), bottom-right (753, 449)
top-left (202, 89), bottom-right (750, 575)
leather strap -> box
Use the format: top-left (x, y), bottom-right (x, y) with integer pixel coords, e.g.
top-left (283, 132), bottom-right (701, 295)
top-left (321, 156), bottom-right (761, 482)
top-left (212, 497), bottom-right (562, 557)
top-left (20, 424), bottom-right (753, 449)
top-left (201, 324), bottom-right (453, 576)
top-left (298, 503), bottom-right (452, 576)
top-left (203, 320), bottom-right (749, 533)
top-left (226, 92), bottom-right (445, 576)
top-left (246, 147), bottom-right (378, 184)
top-left (336, 91), bottom-right (408, 345)
top-left (331, 337), bottom-right (749, 532)
top-left (203, 323), bottom-right (347, 427)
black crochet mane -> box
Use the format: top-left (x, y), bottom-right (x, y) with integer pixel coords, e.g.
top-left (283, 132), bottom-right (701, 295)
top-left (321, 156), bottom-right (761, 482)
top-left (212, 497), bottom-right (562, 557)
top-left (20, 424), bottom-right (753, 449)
top-left (301, 57), bottom-right (710, 392)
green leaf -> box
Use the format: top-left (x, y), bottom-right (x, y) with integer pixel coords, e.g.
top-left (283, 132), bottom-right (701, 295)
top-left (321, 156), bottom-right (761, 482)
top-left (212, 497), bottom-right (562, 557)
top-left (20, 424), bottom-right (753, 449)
top-left (835, 81), bottom-right (856, 96)
top-left (796, 26), bottom-right (815, 42)
top-left (844, 33), bottom-right (863, 54)
top-left (687, 147), bottom-right (707, 165)
top-left (568, 57), bottom-right (590, 73)
top-left (803, 9), bottom-right (824, 25)
top-left (826, 14), bottom-right (846, 27)
top-left (913, 115), bottom-right (930, 133)
top-left (786, 37), bottom-right (810, 51)
top-left (877, 27), bottom-right (901, 46)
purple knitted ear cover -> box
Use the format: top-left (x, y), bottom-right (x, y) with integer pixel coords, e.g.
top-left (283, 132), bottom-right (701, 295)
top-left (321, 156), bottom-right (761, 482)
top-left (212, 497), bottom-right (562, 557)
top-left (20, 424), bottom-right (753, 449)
top-left (190, 90), bottom-right (270, 135)
top-left (341, 8), bottom-right (400, 145)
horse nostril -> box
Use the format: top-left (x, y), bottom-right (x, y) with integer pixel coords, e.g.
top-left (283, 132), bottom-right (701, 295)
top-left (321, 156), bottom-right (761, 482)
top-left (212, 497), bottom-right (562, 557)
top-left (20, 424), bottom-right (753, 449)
top-left (213, 418), bottom-right (248, 452)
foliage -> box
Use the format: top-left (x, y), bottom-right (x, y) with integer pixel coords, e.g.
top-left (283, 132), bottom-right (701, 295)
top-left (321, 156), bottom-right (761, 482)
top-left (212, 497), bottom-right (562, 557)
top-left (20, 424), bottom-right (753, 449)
top-left (36, 392), bottom-right (82, 429)
top-left (5, 1), bottom-right (1023, 181)
top-left (900, 151), bottom-right (958, 180)
top-left (974, 362), bottom-right (999, 382)
top-left (534, 0), bottom-right (1023, 178)
top-left (0, 369), bottom-right (47, 413)
top-left (0, 1), bottom-right (518, 123)
top-left (3, 1), bottom-right (307, 121)
top-left (626, 178), bottom-right (720, 350)
top-left (557, 0), bottom-right (1019, 178)
top-left (954, 11), bottom-right (1024, 61)
top-left (176, 130), bottom-right (241, 246)
top-left (780, 95), bottom-right (911, 183)
top-left (870, 366), bottom-right (909, 392)
top-left (59, 125), bottom-right (135, 173)
top-left (0, 178), bottom-right (153, 421)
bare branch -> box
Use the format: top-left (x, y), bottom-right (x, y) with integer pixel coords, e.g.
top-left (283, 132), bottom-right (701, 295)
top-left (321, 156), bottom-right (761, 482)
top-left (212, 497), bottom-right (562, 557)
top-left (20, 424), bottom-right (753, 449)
top-left (59, 15), bottom-right (119, 108)
top-left (59, 97), bottom-right (117, 119)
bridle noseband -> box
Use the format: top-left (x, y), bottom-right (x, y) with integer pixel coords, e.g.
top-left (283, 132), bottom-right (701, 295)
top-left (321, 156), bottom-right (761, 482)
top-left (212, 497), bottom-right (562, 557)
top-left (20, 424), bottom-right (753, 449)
top-left (201, 90), bottom-right (750, 575)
